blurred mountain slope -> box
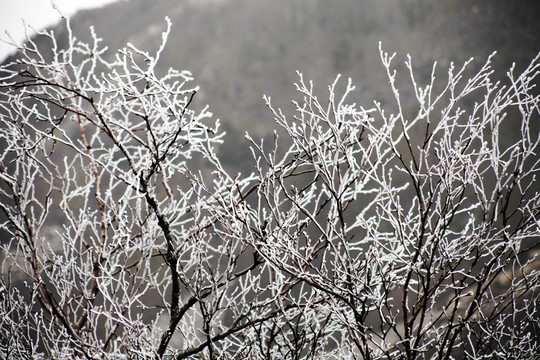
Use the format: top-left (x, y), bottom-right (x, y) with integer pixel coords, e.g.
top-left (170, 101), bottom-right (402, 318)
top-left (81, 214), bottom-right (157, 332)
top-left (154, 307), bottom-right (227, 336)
top-left (5, 0), bottom-right (539, 167)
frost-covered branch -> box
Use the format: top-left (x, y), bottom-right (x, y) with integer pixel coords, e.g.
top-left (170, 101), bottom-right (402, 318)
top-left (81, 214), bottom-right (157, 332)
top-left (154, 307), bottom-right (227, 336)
top-left (0, 18), bottom-right (539, 360)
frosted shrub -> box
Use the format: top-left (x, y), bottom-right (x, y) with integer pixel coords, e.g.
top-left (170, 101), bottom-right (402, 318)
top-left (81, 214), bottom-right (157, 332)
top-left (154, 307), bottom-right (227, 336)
top-left (0, 18), bottom-right (538, 359)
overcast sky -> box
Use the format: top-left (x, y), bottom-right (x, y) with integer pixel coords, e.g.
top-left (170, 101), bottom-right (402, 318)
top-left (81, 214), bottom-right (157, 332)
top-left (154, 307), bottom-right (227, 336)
top-left (0, 0), bottom-right (123, 62)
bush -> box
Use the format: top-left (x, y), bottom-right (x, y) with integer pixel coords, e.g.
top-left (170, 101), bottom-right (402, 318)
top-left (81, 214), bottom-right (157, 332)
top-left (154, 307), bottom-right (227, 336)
top-left (1, 18), bottom-right (539, 359)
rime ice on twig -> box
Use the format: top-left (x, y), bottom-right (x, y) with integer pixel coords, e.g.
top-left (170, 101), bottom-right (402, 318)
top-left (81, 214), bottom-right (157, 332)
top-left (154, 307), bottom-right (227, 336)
top-left (0, 18), bottom-right (539, 359)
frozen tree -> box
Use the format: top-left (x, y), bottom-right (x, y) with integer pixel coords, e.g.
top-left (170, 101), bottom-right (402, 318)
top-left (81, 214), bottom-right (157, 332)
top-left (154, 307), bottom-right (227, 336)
top-left (0, 18), bottom-right (539, 359)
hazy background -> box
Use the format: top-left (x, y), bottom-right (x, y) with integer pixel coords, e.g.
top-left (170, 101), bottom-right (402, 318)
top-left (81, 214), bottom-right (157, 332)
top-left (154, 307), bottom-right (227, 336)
top-left (2, 0), bottom-right (539, 172)
top-left (0, 0), bottom-right (124, 61)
